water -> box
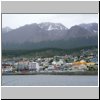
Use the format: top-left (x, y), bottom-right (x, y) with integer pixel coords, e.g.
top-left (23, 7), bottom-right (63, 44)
top-left (2, 75), bottom-right (98, 86)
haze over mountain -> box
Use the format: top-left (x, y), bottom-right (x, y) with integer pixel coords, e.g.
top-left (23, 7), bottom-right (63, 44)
top-left (2, 22), bottom-right (98, 50)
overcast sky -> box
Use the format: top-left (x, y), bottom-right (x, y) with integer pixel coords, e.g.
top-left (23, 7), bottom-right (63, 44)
top-left (2, 14), bottom-right (98, 29)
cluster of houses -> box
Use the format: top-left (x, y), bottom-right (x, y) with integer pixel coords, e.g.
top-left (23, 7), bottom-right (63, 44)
top-left (2, 49), bottom-right (98, 74)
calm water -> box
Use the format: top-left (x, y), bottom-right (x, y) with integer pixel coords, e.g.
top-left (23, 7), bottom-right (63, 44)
top-left (2, 75), bottom-right (98, 86)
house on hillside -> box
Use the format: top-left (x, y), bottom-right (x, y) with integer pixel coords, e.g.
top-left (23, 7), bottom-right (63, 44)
top-left (90, 57), bottom-right (98, 65)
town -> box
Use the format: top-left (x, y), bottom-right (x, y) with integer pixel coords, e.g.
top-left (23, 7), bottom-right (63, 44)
top-left (2, 48), bottom-right (98, 75)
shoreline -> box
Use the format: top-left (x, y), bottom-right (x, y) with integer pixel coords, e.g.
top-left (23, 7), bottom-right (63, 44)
top-left (2, 71), bottom-right (98, 76)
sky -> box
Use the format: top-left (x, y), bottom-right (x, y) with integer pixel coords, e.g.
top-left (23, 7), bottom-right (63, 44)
top-left (2, 14), bottom-right (98, 29)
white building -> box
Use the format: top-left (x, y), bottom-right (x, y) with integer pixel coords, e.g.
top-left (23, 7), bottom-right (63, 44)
top-left (48, 65), bottom-right (55, 70)
top-left (52, 61), bottom-right (57, 65)
top-left (29, 62), bottom-right (40, 72)
top-left (57, 59), bottom-right (64, 66)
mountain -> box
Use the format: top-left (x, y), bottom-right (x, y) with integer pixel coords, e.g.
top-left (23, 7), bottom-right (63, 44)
top-left (79, 23), bottom-right (98, 34)
top-left (2, 23), bottom-right (68, 44)
top-left (2, 27), bottom-right (12, 33)
top-left (38, 22), bottom-right (68, 31)
top-left (66, 25), bottom-right (95, 39)
top-left (2, 22), bottom-right (98, 50)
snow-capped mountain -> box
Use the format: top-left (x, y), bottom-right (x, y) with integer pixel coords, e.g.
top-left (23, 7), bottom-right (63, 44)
top-left (2, 22), bottom-right (98, 50)
top-left (38, 22), bottom-right (68, 31)
top-left (79, 23), bottom-right (98, 34)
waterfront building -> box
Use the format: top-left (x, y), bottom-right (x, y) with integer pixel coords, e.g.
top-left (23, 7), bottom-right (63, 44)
top-left (28, 62), bottom-right (40, 72)
top-left (28, 62), bottom-right (37, 71)
top-left (2, 64), bottom-right (13, 72)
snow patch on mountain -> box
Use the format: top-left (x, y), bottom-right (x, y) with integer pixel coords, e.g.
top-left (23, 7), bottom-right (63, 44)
top-left (38, 22), bottom-right (68, 31)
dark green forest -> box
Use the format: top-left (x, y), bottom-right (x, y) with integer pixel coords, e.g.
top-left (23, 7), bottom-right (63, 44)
top-left (2, 45), bottom-right (98, 58)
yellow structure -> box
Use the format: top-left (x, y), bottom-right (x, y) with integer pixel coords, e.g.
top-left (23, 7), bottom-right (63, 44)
top-left (86, 62), bottom-right (95, 66)
top-left (73, 60), bottom-right (87, 65)
top-left (73, 60), bottom-right (95, 66)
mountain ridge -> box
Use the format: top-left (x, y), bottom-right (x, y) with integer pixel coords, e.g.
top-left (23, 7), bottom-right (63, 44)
top-left (2, 22), bottom-right (98, 50)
